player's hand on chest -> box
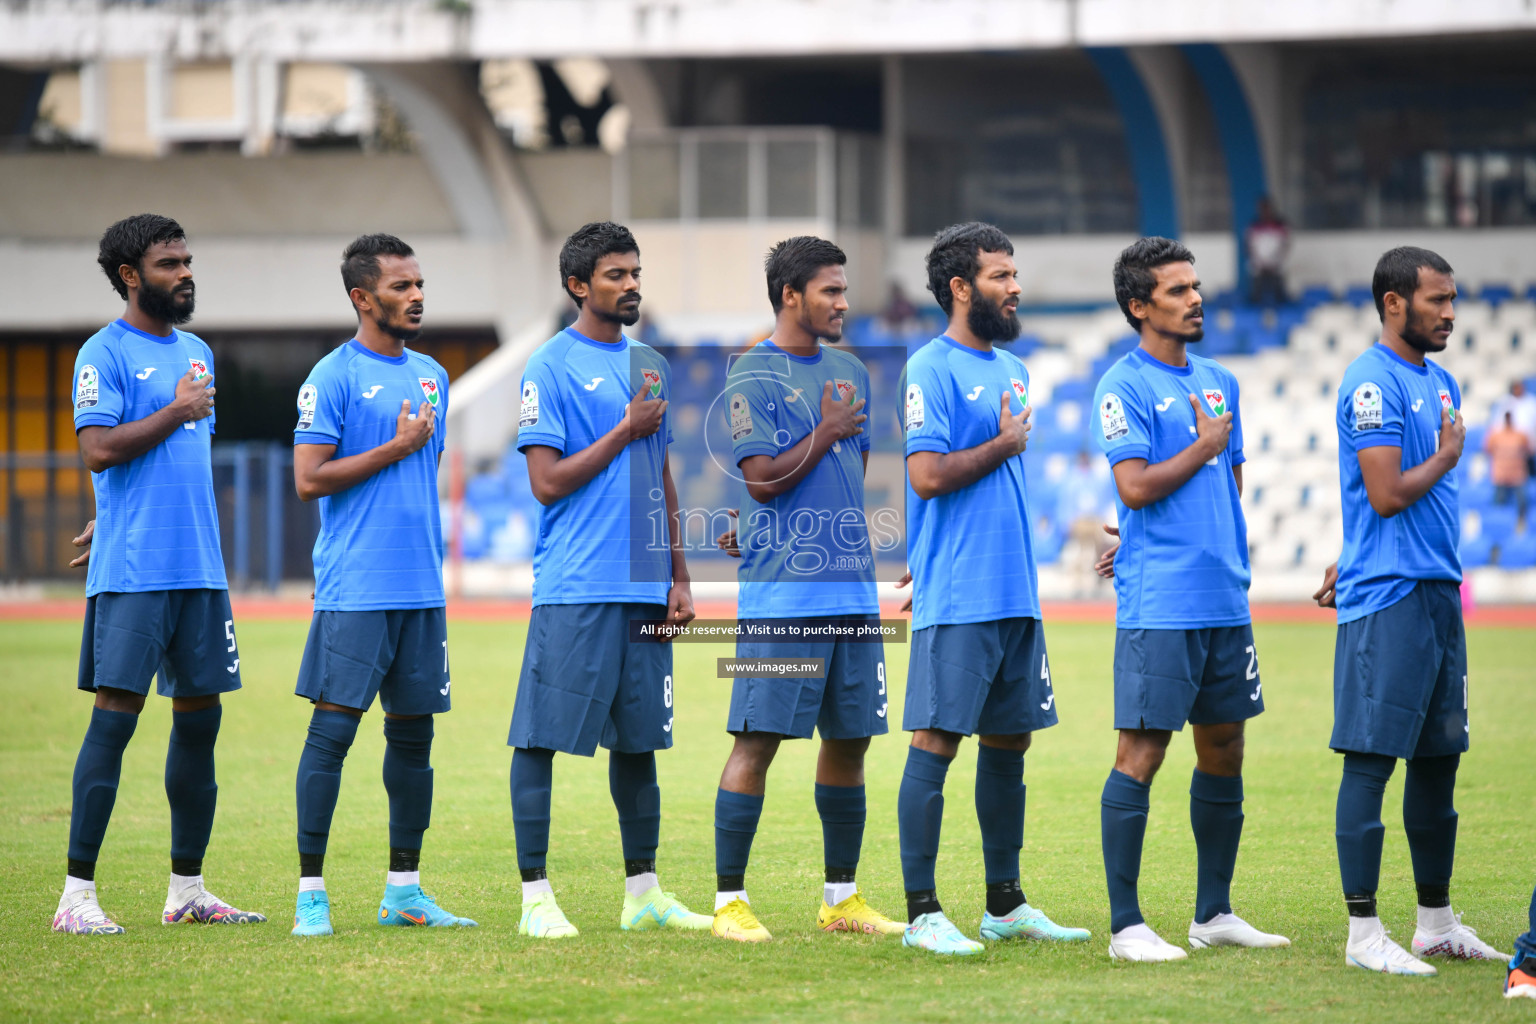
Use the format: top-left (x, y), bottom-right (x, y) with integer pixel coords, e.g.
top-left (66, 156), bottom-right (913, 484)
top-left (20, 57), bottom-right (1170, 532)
top-left (957, 371), bottom-right (1026, 434)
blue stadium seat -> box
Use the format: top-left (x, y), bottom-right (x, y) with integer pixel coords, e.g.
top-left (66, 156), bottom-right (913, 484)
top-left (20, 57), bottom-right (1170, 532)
top-left (1459, 534), bottom-right (1495, 568)
top-left (1343, 285), bottom-right (1374, 307)
top-left (1479, 504), bottom-right (1520, 544)
top-left (1479, 283), bottom-right (1513, 307)
top-left (1299, 285), bottom-right (1336, 309)
top-left (1464, 424), bottom-right (1487, 454)
top-left (1497, 529), bottom-right (1536, 568)
top-left (1053, 378), bottom-right (1095, 404)
top-left (1460, 478), bottom-right (1495, 511)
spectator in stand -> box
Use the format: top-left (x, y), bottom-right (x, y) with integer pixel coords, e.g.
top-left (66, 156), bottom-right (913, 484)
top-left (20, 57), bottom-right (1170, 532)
top-left (1489, 380), bottom-right (1536, 475)
top-left (1245, 197), bottom-right (1290, 308)
top-left (1485, 411), bottom-right (1531, 520)
top-left (881, 282), bottom-right (920, 334)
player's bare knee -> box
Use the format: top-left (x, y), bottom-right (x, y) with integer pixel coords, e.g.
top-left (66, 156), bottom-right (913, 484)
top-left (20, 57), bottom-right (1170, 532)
top-left (94, 686), bottom-right (145, 715)
top-left (1193, 723), bottom-right (1245, 776)
top-left (911, 728), bottom-right (961, 760)
top-left (171, 694), bottom-right (220, 713)
top-left (1115, 729), bottom-right (1170, 783)
top-left (978, 733), bottom-right (1031, 753)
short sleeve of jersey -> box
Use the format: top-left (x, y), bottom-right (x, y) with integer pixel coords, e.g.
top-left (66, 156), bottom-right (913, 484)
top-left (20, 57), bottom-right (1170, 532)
top-left (728, 372), bottom-right (778, 462)
top-left (1345, 374), bottom-right (1404, 451)
top-left (1226, 371), bottom-right (1245, 466)
top-left (73, 337), bottom-right (124, 430)
top-left (294, 362), bottom-right (347, 446)
top-left (1093, 371), bottom-right (1152, 465)
top-left (903, 358), bottom-right (952, 456)
top-left (516, 354), bottom-right (566, 453)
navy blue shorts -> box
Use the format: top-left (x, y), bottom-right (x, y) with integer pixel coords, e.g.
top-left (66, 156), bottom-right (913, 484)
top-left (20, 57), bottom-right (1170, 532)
top-left (295, 608), bottom-right (450, 715)
top-left (903, 618), bottom-right (1058, 736)
top-left (1331, 581), bottom-right (1468, 759)
top-left (727, 616), bottom-right (889, 740)
top-left (508, 602), bottom-right (673, 756)
top-left (77, 589), bottom-right (242, 698)
top-left (1113, 624), bottom-right (1262, 731)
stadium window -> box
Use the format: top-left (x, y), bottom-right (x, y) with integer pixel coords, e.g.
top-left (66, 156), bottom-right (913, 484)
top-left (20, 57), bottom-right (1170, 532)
top-left (697, 138), bottom-right (750, 219)
top-left (766, 139), bottom-right (818, 218)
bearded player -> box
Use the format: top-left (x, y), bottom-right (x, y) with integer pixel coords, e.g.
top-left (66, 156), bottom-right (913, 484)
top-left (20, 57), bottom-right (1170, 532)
top-left (1314, 246), bottom-right (1505, 974)
top-left (509, 222), bottom-right (708, 938)
top-left (708, 236), bottom-right (903, 943)
top-left (1091, 237), bottom-right (1287, 961)
top-left (56, 213), bottom-right (264, 934)
top-left (288, 233), bottom-right (474, 936)
top-left (897, 222), bottom-right (1088, 955)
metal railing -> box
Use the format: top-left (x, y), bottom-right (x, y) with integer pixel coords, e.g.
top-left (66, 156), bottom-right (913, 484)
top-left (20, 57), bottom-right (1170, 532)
top-left (1, 443), bottom-right (320, 588)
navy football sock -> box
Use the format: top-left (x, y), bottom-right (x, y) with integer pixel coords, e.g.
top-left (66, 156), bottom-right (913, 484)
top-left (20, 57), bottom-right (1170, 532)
top-left (609, 750), bottom-right (660, 865)
top-left (1517, 885), bottom-right (1536, 962)
top-left (1189, 768), bottom-right (1244, 924)
top-left (714, 788), bottom-right (763, 889)
top-left (510, 747), bottom-right (554, 874)
top-left (382, 716), bottom-right (434, 853)
top-left (1335, 751), bottom-right (1396, 913)
top-left (1403, 753), bottom-right (1459, 904)
top-left (295, 709), bottom-right (359, 863)
top-left (814, 783), bottom-right (865, 881)
top-left (898, 747), bottom-right (951, 896)
top-left (68, 707), bottom-right (139, 865)
top-left (975, 744), bottom-right (1025, 888)
top-left (165, 704), bottom-right (221, 866)
top-left (1101, 769), bottom-right (1151, 933)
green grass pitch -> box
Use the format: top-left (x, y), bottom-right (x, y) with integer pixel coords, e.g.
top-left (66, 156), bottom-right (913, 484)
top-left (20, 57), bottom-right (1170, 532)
top-left (1, 618), bottom-right (1532, 1023)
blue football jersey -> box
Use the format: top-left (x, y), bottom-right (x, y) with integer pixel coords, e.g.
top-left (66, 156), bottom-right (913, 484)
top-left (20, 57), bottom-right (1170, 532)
top-left (516, 327), bottom-right (674, 606)
top-left (903, 336), bottom-right (1039, 630)
top-left (72, 320), bottom-right (226, 595)
top-left (727, 341), bottom-right (876, 618)
top-left (1092, 347), bottom-right (1250, 630)
top-left (294, 339), bottom-right (449, 611)
top-left (1334, 343), bottom-right (1462, 623)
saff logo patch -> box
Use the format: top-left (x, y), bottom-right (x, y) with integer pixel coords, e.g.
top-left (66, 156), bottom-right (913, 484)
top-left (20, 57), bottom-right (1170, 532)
top-left (1202, 388), bottom-right (1227, 416)
top-left (296, 383), bottom-right (318, 429)
top-left (729, 392), bottom-right (753, 441)
top-left (76, 365), bottom-right (100, 409)
top-left (641, 368), bottom-right (663, 398)
top-left (1100, 393), bottom-right (1129, 441)
top-left (904, 384), bottom-right (925, 431)
top-left (519, 381), bottom-right (538, 427)
top-left (1353, 382), bottom-right (1384, 430)
top-left (419, 378), bottom-right (440, 407)
top-left (188, 358), bottom-right (208, 381)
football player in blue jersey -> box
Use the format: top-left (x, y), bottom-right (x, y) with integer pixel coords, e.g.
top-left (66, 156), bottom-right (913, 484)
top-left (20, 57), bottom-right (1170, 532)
top-left (1091, 237), bottom-right (1287, 962)
top-left (287, 233), bottom-right (474, 936)
top-left (1505, 886), bottom-right (1536, 999)
top-left (1312, 246), bottom-right (1505, 974)
top-left (705, 236), bottom-right (904, 943)
top-left (896, 222), bottom-right (1088, 955)
top-left (509, 222), bottom-right (709, 938)
top-left (56, 214), bottom-right (264, 935)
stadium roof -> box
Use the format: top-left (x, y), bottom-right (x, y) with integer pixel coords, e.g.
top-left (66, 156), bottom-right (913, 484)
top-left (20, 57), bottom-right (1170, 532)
top-left (5, 0), bottom-right (1536, 64)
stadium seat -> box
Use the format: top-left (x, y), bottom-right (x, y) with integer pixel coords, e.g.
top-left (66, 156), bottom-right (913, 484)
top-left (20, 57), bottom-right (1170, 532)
top-left (1459, 534), bottom-right (1495, 568)
top-left (1343, 285), bottom-right (1374, 308)
top-left (1479, 283), bottom-right (1513, 307)
top-left (1497, 529), bottom-right (1536, 568)
top-left (1479, 504), bottom-right (1520, 544)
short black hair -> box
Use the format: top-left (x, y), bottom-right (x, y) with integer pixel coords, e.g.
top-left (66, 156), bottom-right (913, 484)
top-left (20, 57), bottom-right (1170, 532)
top-left (925, 222), bottom-right (1014, 316)
top-left (342, 233), bottom-right (415, 295)
top-left (559, 221), bottom-right (639, 307)
top-left (764, 236), bottom-right (847, 314)
top-left (1113, 236), bottom-right (1196, 331)
top-left (97, 213), bottom-right (186, 299)
top-left (1371, 246), bottom-right (1454, 321)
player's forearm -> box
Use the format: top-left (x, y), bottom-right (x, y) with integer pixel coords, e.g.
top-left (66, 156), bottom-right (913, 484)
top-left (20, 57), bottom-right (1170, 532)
top-left (742, 432), bottom-right (835, 503)
top-left (529, 425), bottom-right (632, 505)
top-left (907, 435), bottom-right (1013, 500)
top-left (78, 407), bottom-right (186, 472)
top-left (1364, 452), bottom-right (1453, 518)
top-left (296, 444), bottom-right (405, 501)
top-left (1116, 441), bottom-right (1218, 510)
